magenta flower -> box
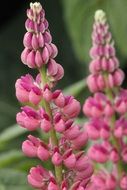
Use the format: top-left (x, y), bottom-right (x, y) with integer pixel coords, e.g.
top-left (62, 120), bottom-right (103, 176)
top-left (22, 135), bottom-right (40, 157)
top-left (85, 118), bottom-right (110, 140)
top-left (83, 9), bottom-right (127, 189)
top-left (63, 149), bottom-right (76, 169)
top-left (16, 2), bottom-right (93, 189)
top-left (15, 74), bottom-right (43, 105)
top-left (52, 147), bottom-right (63, 166)
top-left (16, 106), bottom-right (40, 130)
top-left (120, 175), bottom-right (127, 189)
top-left (88, 144), bottom-right (109, 163)
top-left (86, 171), bottom-right (117, 190)
top-left (27, 165), bottom-right (53, 189)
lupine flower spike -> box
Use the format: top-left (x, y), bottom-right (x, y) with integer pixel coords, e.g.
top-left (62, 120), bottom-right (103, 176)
top-left (16, 2), bottom-right (93, 189)
top-left (83, 10), bottom-right (127, 189)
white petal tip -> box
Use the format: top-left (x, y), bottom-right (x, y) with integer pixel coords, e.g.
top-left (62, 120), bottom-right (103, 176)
top-left (95, 10), bottom-right (106, 23)
top-left (30, 2), bottom-right (42, 14)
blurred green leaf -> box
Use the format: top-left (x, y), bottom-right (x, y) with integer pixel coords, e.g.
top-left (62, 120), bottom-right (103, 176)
top-left (62, 0), bottom-right (127, 64)
top-left (0, 101), bottom-right (17, 116)
top-left (0, 150), bottom-right (24, 168)
top-left (0, 124), bottom-right (26, 144)
top-left (0, 169), bottom-right (32, 190)
top-left (75, 117), bottom-right (87, 125)
top-left (63, 78), bottom-right (86, 96)
top-left (0, 185), bottom-right (5, 190)
top-left (13, 159), bottom-right (40, 171)
top-left (0, 101), bottom-right (18, 130)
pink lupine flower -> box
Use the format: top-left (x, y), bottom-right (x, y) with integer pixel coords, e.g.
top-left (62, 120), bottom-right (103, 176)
top-left (21, 48), bottom-right (30, 67)
top-left (115, 89), bottom-right (127, 115)
top-left (75, 164), bottom-right (93, 188)
top-left (63, 149), bottom-right (76, 169)
top-left (37, 144), bottom-right (50, 161)
top-left (48, 180), bottom-right (59, 190)
top-left (23, 32), bottom-right (32, 49)
top-left (114, 126), bottom-right (123, 138)
top-left (85, 121), bottom-right (100, 140)
top-left (83, 9), bottom-right (127, 189)
top-left (16, 106), bottom-right (40, 130)
top-left (106, 175), bottom-right (117, 190)
top-left (71, 182), bottom-right (85, 190)
top-left (85, 118), bottom-right (110, 140)
top-left (29, 86), bottom-right (42, 105)
top-left (39, 108), bottom-right (52, 132)
top-left (91, 172), bottom-right (117, 190)
top-left (52, 147), bottom-right (63, 166)
top-left (83, 93), bottom-right (114, 118)
top-left (114, 117), bottom-right (127, 139)
top-left (72, 130), bottom-right (88, 149)
top-left (62, 96), bottom-right (81, 118)
top-left (120, 175), bottom-right (127, 190)
top-left (92, 174), bottom-right (106, 188)
top-left (22, 5), bottom-right (54, 68)
top-left (75, 152), bottom-right (91, 171)
top-left (110, 148), bottom-right (119, 163)
top-left (22, 2), bottom-right (64, 83)
top-left (47, 59), bottom-right (64, 82)
top-left (28, 165), bottom-right (51, 189)
top-left (87, 70), bottom-right (124, 92)
top-left (64, 124), bottom-right (81, 140)
top-left (43, 84), bottom-right (52, 102)
top-left (16, 2), bottom-right (93, 189)
top-left (22, 135), bottom-right (40, 157)
top-left (122, 147), bottom-right (127, 163)
top-left (86, 10), bottom-right (124, 94)
top-left (15, 74), bottom-right (33, 102)
top-left (53, 63), bottom-right (64, 81)
top-left (22, 135), bottom-right (50, 161)
top-left (54, 113), bottom-right (65, 133)
top-left (113, 69), bottom-right (125, 87)
top-left (76, 172), bottom-right (92, 186)
top-left (15, 74), bottom-right (42, 104)
top-left (100, 125), bottom-right (110, 139)
top-left (53, 90), bottom-right (65, 108)
top-left (88, 144), bottom-right (109, 163)
top-left (40, 114), bottom-right (52, 132)
top-left (61, 180), bottom-right (68, 190)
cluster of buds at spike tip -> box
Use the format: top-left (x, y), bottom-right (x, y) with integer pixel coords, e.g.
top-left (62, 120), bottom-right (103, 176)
top-left (21, 2), bottom-right (64, 84)
top-left (16, 2), bottom-right (93, 189)
top-left (83, 9), bottom-right (127, 189)
top-left (87, 10), bottom-right (124, 93)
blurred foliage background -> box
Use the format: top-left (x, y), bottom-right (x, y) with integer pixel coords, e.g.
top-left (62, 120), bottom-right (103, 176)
top-left (0, 0), bottom-right (127, 189)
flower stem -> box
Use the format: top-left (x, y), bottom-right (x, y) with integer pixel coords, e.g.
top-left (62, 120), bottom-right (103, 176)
top-left (39, 66), bottom-right (63, 184)
top-left (104, 74), bottom-right (123, 176)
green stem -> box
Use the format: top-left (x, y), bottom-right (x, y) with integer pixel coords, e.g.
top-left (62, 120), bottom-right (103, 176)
top-left (104, 74), bottom-right (123, 176)
top-left (39, 67), bottom-right (63, 184)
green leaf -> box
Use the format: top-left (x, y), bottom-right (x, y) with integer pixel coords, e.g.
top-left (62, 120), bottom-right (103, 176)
top-left (13, 158), bottom-right (40, 171)
top-left (0, 185), bottom-right (5, 190)
top-left (75, 117), bottom-right (87, 125)
top-left (0, 101), bottom-right (17, 116)
top-left (0, 124), bottom-right (27, 144)
top-left (63, 78), bottom-right (86, 96)
top-left (0, 169), bottom-right (32, 190)
top-left (0, 100), bottom-right (18, 130)
top-left (106, 0), bottom-right (127, 57)
top-left (62, 0), bottom-right (127, 64)
top-left (0, 150), bottom-right (24, 168)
